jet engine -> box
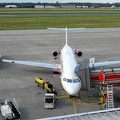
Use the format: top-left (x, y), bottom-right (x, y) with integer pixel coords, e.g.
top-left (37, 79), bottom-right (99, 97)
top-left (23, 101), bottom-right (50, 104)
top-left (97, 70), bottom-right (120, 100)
top-left (74, 49), bottom-right (82, 57)
top-left (52, 49), bottom-right (60, 59)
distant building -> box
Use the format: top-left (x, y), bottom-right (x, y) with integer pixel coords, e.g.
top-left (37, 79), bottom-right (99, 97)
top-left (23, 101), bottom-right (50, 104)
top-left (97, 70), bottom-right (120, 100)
top-left (77, 6), bottom-right (88, 8)
top-left (45, 6), bottom-right (56, 8)
top-left (90, 5), bottom-right (95, 8)
top-left (111, 5), bottom-right (116, 8)
top-left (35, 5), bottom-right (44, 8)
top-left (5, 5), bottom-right (17, 8)
top-left (61, 4), bottom-right (76, 8)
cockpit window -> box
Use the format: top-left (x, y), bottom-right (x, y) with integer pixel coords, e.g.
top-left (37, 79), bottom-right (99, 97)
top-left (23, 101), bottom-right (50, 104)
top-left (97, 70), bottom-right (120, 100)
top-left (67, 79), bottom-right (72, 83)
top-left (63, 78), bottom-right (80, 83)
top-left (73, 79), bottom-right (79, 83)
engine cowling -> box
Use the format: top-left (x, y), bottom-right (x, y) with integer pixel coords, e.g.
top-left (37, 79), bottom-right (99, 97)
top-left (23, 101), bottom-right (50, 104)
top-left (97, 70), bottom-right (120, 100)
top-left (74, 49), bottom-right (82, 57)
top-left (52, 49), bottom-right (60, 59)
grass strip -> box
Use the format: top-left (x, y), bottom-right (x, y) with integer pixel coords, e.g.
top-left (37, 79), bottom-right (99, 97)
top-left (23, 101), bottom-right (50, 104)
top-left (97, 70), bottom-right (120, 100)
top-left (0, 16), bottom-right (120, 30)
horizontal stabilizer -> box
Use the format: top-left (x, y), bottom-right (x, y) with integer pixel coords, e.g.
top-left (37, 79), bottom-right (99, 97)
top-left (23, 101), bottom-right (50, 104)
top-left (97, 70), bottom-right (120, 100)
top-left (48, 27), bottom-right (85, 45)
top-left (48, 28), bottom-right (85, 31)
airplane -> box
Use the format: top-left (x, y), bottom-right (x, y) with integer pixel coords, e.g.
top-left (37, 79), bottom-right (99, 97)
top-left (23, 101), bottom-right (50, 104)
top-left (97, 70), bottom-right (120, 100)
top-left (2, 28), bottom-right (83, 96)
top-left (2, 28), bottom-right (120, 96)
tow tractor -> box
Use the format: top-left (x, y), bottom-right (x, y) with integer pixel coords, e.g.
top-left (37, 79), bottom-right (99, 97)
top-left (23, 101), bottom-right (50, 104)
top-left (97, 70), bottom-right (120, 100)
top-left (0, 98), bottom-right (21, 120)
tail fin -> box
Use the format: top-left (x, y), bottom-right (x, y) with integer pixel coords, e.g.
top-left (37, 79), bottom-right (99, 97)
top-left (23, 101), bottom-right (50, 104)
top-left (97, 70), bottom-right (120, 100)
top-left (65, 27), bottom-right (68, 45)
top-left (48, 27), bottom-right (85, 45)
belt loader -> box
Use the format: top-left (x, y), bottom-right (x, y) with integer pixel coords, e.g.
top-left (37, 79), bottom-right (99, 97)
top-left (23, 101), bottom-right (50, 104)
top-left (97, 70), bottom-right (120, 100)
top-left (35, 77), bottom-right (57, 95)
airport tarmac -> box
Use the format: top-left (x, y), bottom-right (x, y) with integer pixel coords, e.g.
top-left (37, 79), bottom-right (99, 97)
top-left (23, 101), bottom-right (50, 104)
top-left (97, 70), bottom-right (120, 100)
top-left (0, 28), bottom-right (120, 119)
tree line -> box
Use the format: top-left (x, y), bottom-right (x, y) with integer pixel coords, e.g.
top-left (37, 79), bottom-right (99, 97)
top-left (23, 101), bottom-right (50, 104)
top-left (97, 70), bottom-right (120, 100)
top-left (0, 2), bottom-right (120, 8)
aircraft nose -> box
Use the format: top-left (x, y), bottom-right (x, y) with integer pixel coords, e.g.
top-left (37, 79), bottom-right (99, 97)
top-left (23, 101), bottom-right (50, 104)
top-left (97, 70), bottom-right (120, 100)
top-left (67, 82), bottom-right (81, 95)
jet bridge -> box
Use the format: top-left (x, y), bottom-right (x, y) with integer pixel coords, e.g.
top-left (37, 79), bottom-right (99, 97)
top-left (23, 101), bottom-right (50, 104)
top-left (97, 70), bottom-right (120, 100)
top-left (75, 62), bottom-right (90, 91)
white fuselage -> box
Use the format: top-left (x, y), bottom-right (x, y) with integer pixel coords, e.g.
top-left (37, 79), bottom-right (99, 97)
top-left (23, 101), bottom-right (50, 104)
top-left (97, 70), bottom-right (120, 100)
top-left (60, 44), bottom-right (81, 95)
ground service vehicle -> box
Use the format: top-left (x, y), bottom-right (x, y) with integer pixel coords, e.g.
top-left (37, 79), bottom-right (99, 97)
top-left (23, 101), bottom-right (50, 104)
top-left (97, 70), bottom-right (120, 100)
top-left (44, 93), bottom-right (55, 109)
top-left (0, 101), bottom-right (13, 120)
top-left (35, 77), bottom-right (57, 95)
top-left (0, 98), bottom-right (21, 120)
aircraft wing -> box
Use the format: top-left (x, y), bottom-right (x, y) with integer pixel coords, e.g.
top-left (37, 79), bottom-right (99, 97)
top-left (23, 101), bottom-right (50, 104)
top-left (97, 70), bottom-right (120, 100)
top-left (2, 59), bottom-right (59, 69)
top-left (89, 61), bottom-right (120, 68)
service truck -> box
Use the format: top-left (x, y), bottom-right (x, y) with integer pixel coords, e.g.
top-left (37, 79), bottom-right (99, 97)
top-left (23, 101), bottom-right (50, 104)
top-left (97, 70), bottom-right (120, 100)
top-left (0, 100), bottom-right (13, 120)
top-left (44, 93), bottom-right (55, 108)
top-left (0, 98), bottom-right (21, 120)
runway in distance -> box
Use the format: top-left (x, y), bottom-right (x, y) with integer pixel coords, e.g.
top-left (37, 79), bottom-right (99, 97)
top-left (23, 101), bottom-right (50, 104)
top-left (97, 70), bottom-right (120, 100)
top-left (3, 28), bottom-right (120, 96)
